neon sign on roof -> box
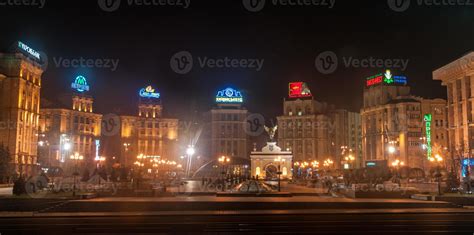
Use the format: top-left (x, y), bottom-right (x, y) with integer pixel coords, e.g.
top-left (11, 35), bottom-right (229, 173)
top-left (289, 82), bottom-right (312, 98)
top-left (366, 69), bottom-right (407, 87)
top-left (17, 41), bottom-right (40, 61)
top-left (216, 88), bottom-right (243, 103)
top-left (139, 86), bottom-right (160, 99)
top-left (71, 76), bottom-right (90, 92)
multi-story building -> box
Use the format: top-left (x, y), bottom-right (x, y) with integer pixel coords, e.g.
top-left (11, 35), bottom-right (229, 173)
top-left (362, 70), bottom-right (448, 171)
top-left (0, 43), bottom-right (44, 176)
top-left (201, 88), bottom-right (249, 161)
top-left (277, 98), bottom-right (334, 163)
top-left (433, 52), bottom-right (474, 173)
top-left (118, 86), bottom-right (179, 166)
top-left (39, 76), bottom-right (102, 171)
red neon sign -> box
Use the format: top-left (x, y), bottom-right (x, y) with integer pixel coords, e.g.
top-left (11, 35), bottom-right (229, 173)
top-left (289, 82), bottom-right (312, 98)
top-left (366, 75), bottom-right (383, 87)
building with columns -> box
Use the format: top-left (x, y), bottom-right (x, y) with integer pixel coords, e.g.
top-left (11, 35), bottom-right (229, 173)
top-left (277, 98), bottom-right (333, 163)
top-left (361, 70), bottom-right (448, 171)
top-left (433, 52), bottom-right (474, 172)
top-left (0, 44), bottom-right (44, 176)
top-left (118, 86), bottom-right (179, 166)
top-left (39, 76), bottom-right (102, 172)
top-left (201, 88), bottom-right (249, 162)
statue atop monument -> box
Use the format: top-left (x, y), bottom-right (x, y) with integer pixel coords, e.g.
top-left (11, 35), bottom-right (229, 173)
top-left (264, 125), bottom-right (278, 141)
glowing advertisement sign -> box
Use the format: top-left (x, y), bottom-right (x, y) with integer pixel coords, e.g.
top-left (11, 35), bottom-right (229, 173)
top-left (366, 70), bottom-right (407, 87)
top-left (95, 140), bottom-right (100, 161)
top-left (216, 88), bottom-right (243, 103)
top-left (289, 82), bottom-right (312, 98)
top-left (71, 76), bottom-right (90, 92)
top-left (17, 41), bottom-right (40, 60)
top-left (139, 86), bottom-right (160, 99)
top-left (424, 114), bottom-right (432, 160)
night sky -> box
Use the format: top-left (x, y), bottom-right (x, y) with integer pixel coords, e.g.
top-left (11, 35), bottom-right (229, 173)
top-left (1, 0), bottom-right (472, 121)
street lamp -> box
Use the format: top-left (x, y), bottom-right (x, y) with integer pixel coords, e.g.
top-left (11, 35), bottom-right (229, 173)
top-left (218, 156), bottom-right (230, 191)
top-left (430, 154), bottom-right (444, 195)
top-left (274, 156), bottom-right (286, 192)
top-left (94, 156), bottom-right (106, 188)
top-left (391, 159), bottom-right (405, 186)
top-left (185, 145), bottom-right (195, 178)
top-left (70, 152), bottom-right (83, 197)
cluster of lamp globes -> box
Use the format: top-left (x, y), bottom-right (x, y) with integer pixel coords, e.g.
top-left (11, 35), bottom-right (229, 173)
top-left (429, 154), bottom-right (443, 163)
top-left (134, 154), bottom-right (182, 169)
top-left (294, 159), bottom-right (334, 168)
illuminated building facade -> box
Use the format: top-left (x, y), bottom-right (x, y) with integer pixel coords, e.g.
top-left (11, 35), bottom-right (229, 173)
top-left (433, 52), bottom-right (474, 170)
top-left (0, 50), bottom-right (44, 176)
top-left (201, 88), bottom-right (249, 161)
top-left (119, 86), bottom-right (178, 166)
top-left (39, 76), bottom-right (102, 170)
top-left (277, 98), bottom-right (334, 163)
top-left (361, 71), bottom-right (448, 170)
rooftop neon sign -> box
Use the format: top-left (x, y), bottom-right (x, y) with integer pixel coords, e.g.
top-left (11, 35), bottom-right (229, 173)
top-left (289, 82), bottom-right (312, 98)
top-left (71, 76), bottom-right (90, 92)
top-left (139, 86), bottom-right (160, 99)
top-left (366, 69), bottom-right (407, 87)
top-left (17, 41), bottom-right (41, 61)
top-left (216, 88), bottom-right (243, 103)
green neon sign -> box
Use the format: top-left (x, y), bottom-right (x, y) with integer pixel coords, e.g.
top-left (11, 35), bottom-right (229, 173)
top-left (424, 114), bottom-right (432, 159)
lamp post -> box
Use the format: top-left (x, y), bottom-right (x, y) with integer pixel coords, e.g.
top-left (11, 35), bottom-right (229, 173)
top-left (218, 156), bottom-right (230, 191)
top-left (94, 156), bottom-right (106, 188)
top-left (430, 154), bottom-right (444, 196)
top-left (391, 159), bottom-right (405, 186)
top-left (185, 145), bottom-right (195, 179)
top-left (274, 156), bottom-right (286, 192)
top-left (70, 152), bottom-right (83, 197)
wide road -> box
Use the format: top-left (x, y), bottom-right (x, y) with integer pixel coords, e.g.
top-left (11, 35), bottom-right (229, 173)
top-left (1, 211), bottom-right (474, 234)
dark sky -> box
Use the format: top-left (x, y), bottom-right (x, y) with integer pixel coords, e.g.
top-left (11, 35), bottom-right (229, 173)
top-left (1, 0), bottom-right (472, 121)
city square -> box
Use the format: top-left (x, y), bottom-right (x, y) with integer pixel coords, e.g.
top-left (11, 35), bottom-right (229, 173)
top-left (2, 0), bottom-right (474, 234)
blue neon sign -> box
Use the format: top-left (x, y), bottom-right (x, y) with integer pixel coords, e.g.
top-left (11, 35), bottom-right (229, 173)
top-left (139, 86), bottom-right (160, 99)
top-left (71, 76), bottom-right (90, 92)
top-left (17, 41), bottom-right (41, 61)
top-left (216, 88), bottom-right (243, 103)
